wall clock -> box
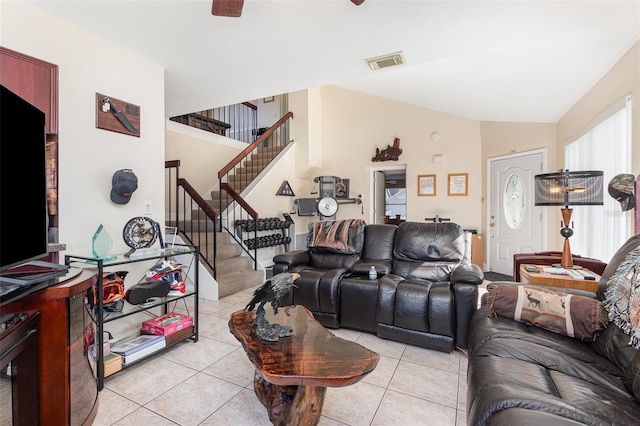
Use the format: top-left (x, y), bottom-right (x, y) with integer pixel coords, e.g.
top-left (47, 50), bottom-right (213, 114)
top-left (123, 217), bottom-right (157, 250)
top-left (317, 197), bottom-right (338, 217)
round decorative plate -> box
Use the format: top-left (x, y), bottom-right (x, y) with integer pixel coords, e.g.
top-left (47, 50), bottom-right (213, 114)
top-left (317, 197), bottom-right (339, 217)
top-left (123, 217), bottom-right (158, 249)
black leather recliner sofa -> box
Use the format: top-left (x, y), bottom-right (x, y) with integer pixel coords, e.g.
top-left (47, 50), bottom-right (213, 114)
top-left (466, 233), bottom-right (640, 425)
top-left (272, 221), bottom-right (484, 352)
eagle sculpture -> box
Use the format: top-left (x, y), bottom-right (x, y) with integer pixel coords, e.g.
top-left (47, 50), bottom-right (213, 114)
top-left (245, 272), bottom-right (300, 341)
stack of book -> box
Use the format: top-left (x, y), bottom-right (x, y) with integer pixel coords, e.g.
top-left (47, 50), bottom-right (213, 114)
top-left (110, 334), bottom-right (166, 365)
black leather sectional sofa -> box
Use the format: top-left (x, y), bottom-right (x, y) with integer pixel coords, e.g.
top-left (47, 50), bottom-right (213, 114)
top-left (467, 233), bottom-right (640, 425)
top-left (272, 221), bottom-right (484, 352)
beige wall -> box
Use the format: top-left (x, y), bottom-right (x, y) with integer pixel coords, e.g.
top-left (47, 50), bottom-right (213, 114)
top-left (480, 122), bottom-right (557, 244)
top-left (1, 2), bottom-right (166, 258)
top-left (16, 0), bottom-right (633, 265)
top-left (163, 39), bottom-right (638, 263)
top-left (317, 86), bottom-right (484, 231)
top-left (165, 121), bottom-right (245, 196)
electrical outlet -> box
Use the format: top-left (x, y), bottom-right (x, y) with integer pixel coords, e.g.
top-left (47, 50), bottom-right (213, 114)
top-left (144, 200), bottom-right (152, 215)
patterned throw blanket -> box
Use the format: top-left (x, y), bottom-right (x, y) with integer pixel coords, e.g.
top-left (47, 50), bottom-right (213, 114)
top-left (487, 284), bottom-right (609, 341)
top-left (604, 245), bottom-right (640, 349)
top-left (307, 219), bottom-right (366, 254)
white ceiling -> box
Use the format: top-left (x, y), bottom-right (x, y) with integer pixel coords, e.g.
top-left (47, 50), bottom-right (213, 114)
top-left (24, 0), bottom-right (640, 122)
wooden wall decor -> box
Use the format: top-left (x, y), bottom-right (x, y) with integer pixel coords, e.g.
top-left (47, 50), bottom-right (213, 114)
top-left (372, 137), bottom-right (402, 162)
top-left (0, 47), bottom-right (60, 231)
top-left (96, 93), bottom-right (140, 137)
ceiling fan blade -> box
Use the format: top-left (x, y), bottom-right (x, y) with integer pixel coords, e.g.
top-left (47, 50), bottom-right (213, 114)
top-left (351, 0), bottom-right (365, 5)
top-left (212, 0), bottom-right (244, 17)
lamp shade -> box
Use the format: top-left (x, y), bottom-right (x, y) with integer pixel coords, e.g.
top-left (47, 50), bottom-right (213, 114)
top-left (534, 170), bottom-right (604, 206)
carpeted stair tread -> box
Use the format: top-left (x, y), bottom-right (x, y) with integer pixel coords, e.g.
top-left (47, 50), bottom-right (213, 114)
top-left (215, 243), bottom-right (242, 260)
top-left (216, 256), bottom-right (253, 275)
top-left (216, 269), bottom-right (265, 299)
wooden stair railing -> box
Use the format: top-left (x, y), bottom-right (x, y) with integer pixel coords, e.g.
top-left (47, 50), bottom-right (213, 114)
top-left (217, 112), bottom-right (293, 264)
top-left (165, 160), bottom-right (217, 278)
top-left (219, 182), bottom-right (259, 269)
top-left (169, 101), bottom-right (259, 143)
top-left (218, 111), bottom-right (294, 181)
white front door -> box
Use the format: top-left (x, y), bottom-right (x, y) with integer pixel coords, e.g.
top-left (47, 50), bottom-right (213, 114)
top-left (488, 151), bottom-right (545, 275)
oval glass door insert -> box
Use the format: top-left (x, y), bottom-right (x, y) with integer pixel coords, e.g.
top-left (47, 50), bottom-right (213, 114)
top-left (504, 173), bottom-right (524, 229)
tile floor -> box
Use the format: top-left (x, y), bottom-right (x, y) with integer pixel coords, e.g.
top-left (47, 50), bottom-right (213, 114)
top-left (93, 285), bottom-right (470, 426)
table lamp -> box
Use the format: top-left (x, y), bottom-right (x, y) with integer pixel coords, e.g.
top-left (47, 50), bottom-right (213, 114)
top-left (534, 170), bottom-right (603, 268)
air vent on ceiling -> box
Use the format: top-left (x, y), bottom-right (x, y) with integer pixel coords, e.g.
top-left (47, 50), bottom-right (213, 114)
top-left (366, 51), bottom-right (406, 71)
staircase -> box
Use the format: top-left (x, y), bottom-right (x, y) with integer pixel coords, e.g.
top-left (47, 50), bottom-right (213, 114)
top-left (225, 145), bottom-right (285, 192)
top-left (167, 110), bottom-right (294, 300)
top-left (196, 145), bottom-right (286, 298)
top-left (215, 232), bottom-right (264, 298)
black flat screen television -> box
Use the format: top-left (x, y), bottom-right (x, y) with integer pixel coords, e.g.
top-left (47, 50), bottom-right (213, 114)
top-left (0, 85), bottom-right (49, 272)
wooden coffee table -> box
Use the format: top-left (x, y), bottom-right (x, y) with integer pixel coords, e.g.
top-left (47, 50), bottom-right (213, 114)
top-left (229, 305), bottom-right (379, 426)
top-left (519, 264), bottom-right (600, 292)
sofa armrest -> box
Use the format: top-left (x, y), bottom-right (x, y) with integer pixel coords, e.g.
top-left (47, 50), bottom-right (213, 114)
top-left (479, 282), bottom-right (596, 306)
top-left (351, 259), bottom-right (393, 276)
top-left (451, 264), bottom-right (484, 285)
top-left (273, 250), bottom-right (311, 274)
top-left (273, 250), bottom-right (310, 266)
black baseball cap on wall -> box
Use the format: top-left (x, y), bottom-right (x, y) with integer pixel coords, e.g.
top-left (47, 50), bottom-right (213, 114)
top-left (111, 169), bottom-right (138, 204)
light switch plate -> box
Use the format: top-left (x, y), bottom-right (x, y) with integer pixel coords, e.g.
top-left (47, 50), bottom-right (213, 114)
top-left (144, 200), bottom-right (152, 215)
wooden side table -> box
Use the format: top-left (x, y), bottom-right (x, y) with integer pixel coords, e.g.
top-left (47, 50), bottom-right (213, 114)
top-left (519, 264), bottom-right (600, 292)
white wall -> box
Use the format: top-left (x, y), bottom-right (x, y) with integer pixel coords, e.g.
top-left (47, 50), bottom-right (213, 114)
top-left (1, 2), bottom-right (165, 259)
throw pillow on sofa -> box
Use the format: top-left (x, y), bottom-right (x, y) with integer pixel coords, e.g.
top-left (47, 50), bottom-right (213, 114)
top-left (604, 245), bottom-right (640, 349)
top-left (307, 219), bottom-right (366, 254)
top-left (486, 284), bottom-right (609, 341)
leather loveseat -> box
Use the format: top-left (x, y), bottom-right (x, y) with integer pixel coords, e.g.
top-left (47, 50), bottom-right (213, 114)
top-left (272, 220), bottom-right (484, 352)
top-left (466, 233), bottom-right (640, 425)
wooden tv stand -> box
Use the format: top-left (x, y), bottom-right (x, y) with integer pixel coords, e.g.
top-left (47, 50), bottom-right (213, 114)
top-left (3, 268), bottom-right (99, 425)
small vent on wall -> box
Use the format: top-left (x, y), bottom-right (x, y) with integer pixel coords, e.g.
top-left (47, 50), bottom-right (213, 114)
top-left (366, 51), bottom-right (406, 71)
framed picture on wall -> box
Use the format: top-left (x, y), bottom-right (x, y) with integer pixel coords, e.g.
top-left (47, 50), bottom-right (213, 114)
top-left (417, 174), bottom-right (436, 196)
top-left (448, 173), bottom-right (468, 196)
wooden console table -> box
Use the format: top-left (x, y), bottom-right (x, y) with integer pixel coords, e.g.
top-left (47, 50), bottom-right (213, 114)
top-left (229, 306), bottom-right (379, 425)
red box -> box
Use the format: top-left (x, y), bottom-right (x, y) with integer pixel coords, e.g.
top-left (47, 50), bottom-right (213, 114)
top-left (142, 313), bottom-right (193, 336)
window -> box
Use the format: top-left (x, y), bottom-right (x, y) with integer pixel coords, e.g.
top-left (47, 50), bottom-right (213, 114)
top-left (503, 173), bottom-right (525, 229)
top-left (385, 188), bottom-right (406, 219)
top-left (564, 96), bottom-right (632, 262)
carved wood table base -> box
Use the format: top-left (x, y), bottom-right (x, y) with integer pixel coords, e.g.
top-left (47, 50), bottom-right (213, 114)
top-left (229, 306), bottom-right (379, 426)
top-left (253, 372), bottom-right (325, 425)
